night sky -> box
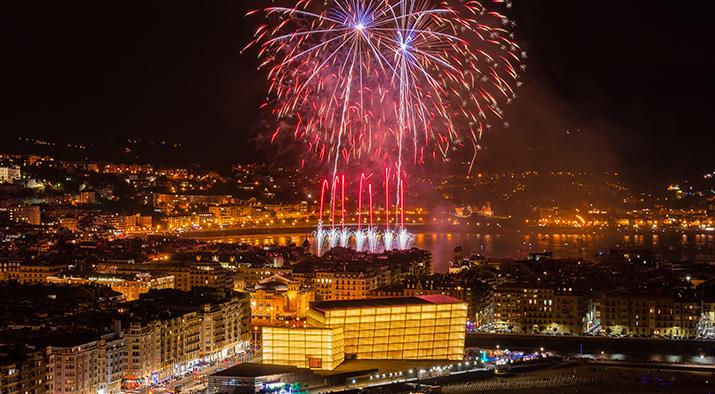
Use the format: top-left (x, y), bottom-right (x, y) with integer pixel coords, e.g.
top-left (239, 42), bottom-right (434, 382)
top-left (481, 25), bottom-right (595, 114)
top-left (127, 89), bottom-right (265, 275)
top-left (1, 1), bottom-right (714, 184)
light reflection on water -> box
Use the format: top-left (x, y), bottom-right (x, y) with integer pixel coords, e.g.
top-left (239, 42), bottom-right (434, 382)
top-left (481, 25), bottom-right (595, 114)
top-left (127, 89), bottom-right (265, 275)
top-left (198, 231), bottom-right (715, 273)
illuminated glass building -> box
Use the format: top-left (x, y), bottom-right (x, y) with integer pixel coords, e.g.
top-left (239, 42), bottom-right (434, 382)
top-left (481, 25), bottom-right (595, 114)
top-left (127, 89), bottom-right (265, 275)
top-left (261, 327), bottom-right (344, 370)
top-left (307, 295), bottom-right (467, 361)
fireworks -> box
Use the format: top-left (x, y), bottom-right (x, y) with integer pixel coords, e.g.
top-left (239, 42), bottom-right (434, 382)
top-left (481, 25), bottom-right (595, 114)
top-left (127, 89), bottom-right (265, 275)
top-left (248, 0), bottom-right (523, 255)
top-left (383, 228), bottom-right (396, 251)
top-left (312, 172), bottom-right (412, 254)
top-left (246, 0), bottom-right (523, 172)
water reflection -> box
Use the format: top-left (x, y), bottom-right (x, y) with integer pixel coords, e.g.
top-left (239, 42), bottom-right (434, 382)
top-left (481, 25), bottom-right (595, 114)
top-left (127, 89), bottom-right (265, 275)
top-left (198, 230), bottom-right (715, 273)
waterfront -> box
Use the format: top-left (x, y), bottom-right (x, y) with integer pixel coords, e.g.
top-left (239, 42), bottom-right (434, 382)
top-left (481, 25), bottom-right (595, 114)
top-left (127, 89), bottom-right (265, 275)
top-left (190, 229), bottom-right (715, 273)
top-left (466, 333), bottom-right (715, 364)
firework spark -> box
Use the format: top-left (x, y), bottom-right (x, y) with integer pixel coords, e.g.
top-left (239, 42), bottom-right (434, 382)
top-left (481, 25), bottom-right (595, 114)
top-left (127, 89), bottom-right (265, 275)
top-left (247, 0), bottom-right (523, 173)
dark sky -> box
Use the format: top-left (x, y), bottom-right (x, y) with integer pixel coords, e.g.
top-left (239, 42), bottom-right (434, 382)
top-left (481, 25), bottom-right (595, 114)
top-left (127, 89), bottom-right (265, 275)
top-left (1, 1), bottom-right (714, 183)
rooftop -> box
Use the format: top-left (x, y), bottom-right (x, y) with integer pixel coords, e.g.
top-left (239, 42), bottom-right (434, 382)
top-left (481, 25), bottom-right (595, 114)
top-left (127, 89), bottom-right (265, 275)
top-left (211, 363), bottom-right (305, 378)
top-left (311, 295), bottom-right (463, 312)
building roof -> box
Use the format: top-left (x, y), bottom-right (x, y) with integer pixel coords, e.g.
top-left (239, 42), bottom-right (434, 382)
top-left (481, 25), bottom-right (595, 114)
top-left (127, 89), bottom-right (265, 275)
top-left (311, 295), bottom-right (463, 312)
top-left (255, 274), bottom-right (292, 291)
top-left (211, 363), bottom-right (304, 378)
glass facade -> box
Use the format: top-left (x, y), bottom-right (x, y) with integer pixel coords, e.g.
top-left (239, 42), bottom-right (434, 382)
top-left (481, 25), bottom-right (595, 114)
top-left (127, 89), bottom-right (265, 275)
top-left (308, 296), bottom-right (467, 361)
top-left (262, 327), bottom-right (344, 370)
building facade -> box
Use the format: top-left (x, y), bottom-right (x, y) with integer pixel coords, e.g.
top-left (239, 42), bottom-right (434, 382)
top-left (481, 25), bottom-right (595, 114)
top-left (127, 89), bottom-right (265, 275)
top-left (313, 265), bottom-right (389, 301)
top-left (119, 291), bottom-right (251, 388)
top-left (200, 293), bottom-right (252, 362)
top-left (307, 295), bottom-right (466, 361)
top-left (492, 283), bottom-right (586, 334)
top-left (0, 166), bottom-right (21, 183)
top-left (249, 275), bottom-right (314, 326)
top-left (9, 205), bottom-right (41, 225)
top-left (0, 345), bottom-right (50, 394)
top-left (261, 327), bottom-right (344, 370)
top-left (600, 290), bottom-right (699, 338)
top-left (0, 263), bottom-right (64, 284)
top-left (100, 334), bottom-right (126, 394)
top-left (96, 261), bottom-right (232, 294)
top-left (49, 339), bottom-right (104, 394)
top-left (371, 274), bottom-right (493, 328)
top-left (47, 274), bottom-right (175, 301)
top-left (122, 321), bottom-right (162, 389)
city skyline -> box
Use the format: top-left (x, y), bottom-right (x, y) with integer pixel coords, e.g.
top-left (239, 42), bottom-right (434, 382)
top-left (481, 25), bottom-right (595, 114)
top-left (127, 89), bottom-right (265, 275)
top-left (2, 2), bottom-right (715, 393)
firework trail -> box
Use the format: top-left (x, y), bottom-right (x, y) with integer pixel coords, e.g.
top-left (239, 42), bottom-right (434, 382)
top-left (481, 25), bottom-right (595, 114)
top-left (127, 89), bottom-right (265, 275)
top-left (366, 182), bottom-right (380, 252)
top-left (313, 178), bottom-right (330, 255)
top-left (247, 0), bottom-right (521, 255)
top-left (246, 0), bottom-right (523, 174)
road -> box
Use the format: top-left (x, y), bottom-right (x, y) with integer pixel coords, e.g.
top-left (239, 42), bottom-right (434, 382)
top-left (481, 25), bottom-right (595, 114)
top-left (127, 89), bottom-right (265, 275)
top-left (129, 351), bottom-right (258, 394)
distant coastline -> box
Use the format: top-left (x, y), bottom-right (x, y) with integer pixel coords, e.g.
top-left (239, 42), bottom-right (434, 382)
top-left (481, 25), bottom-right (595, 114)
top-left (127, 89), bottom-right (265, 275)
top-left (181, 223), bottom-right (428, 238)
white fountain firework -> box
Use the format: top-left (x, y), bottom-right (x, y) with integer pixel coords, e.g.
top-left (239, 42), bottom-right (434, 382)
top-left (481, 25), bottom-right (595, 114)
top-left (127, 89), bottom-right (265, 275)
top-left (366, 227), bottom-right (380, 253)
top-left (354, 229), bottom-right (367, 252)
top-left (313, 222), bottom-right (327, 256)
top-left (383, 229), bottom-right (395, 251)
top-left (397, 228), bottom-right (414, 250)
top-left (339, 227), bottom-right (351, 248)
top-left (327, 227), bottom-right (340, 249)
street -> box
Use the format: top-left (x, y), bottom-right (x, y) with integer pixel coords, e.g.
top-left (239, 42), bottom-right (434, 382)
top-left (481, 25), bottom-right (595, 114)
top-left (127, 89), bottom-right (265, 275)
top-left (127, 350), bottom-right (258, 394)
